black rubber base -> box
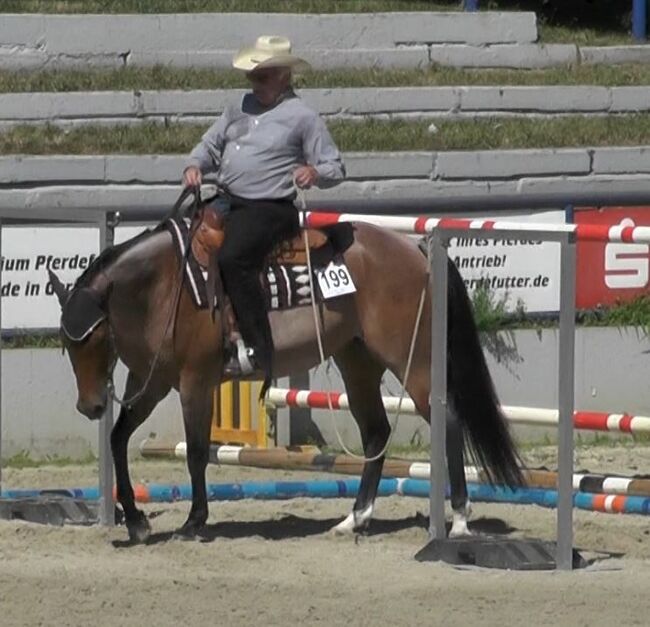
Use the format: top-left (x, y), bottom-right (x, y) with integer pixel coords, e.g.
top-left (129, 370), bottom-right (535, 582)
top-left (415, 536), bottom-right (587, 570)
top-left (0, 496), bottom-right (99, 526)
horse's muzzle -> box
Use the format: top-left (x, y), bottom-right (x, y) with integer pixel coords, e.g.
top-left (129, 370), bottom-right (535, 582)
top-left (77, 394), bottom-right (108, 421)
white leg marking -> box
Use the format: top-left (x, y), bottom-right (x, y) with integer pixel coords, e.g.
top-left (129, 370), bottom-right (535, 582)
top-left (332, 503), bottom-right (374, 535)
top-left (449, 500), bottom-right (473, 538)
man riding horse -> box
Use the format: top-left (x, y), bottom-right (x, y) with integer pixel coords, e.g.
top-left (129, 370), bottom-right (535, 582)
top-left (50, 35), bottom-right (523, 543)
top-left (182, 35), bottom-right (345, 384)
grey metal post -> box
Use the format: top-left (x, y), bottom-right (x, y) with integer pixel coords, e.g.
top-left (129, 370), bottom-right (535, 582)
top-left (98, 212), bottom-right (116, 526)
top-left (0, 219), bottom-right (3, 495)
top-left (557, 235), bottom-right (577, 569)
top-left (429, 232), bottom-right (448, 539)
top-left (288, 371), bottom-right (317, 445)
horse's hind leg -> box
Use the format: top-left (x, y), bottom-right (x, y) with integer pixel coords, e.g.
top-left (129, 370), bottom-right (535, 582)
top-left (111, 371), bottom-right (170, 543)
top-left (445, 408), bottom-right (471, 537)
top-left (405, 366), bottom-right (471, 538)
top-left (332, 339), bottom-right (389, 534)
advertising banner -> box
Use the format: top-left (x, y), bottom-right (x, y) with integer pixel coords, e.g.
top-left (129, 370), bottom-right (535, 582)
top-left (575, 207), bottom-right (650, 309)
top-left (0, 210), bottom-right (566, 330)
top-left (1, 225), bottom-right (145, 330)
top-left (448, 210), bottom-right (565, 313)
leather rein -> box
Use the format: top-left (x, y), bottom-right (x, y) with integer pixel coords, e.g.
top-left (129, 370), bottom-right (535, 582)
top-left (106, 186), bottom-right (201, 410)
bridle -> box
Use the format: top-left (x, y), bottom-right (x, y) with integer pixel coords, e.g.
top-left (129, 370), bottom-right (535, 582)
top-left (104, 187), bottom-right (202, 410)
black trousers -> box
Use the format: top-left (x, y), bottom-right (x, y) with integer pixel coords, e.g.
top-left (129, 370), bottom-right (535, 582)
top-left (219, 196), bottom-right (299, 381)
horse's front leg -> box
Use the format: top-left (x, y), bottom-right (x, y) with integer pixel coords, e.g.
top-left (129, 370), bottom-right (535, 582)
top-left (175, 373), bottom-right (214, 540)
top-left (111, 371), bottom-right (169, 543)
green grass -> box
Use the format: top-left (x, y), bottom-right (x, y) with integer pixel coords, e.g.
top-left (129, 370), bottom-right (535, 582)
top-left (580, 295), bottom-right (650, 335)
top-left (0, 0), bottom-right (637, 45)
top-left (5, 63), bottom-right (650, 93)
top-left (539, 24), bottom-right (633, 46)
top-left (2, 333), bottom-right (62, 349)
top-left (0, 0), bottom-right (456, 12)
top-left (6, 115), bottom-right (650, 154)
top-left (471, 281), bottom-right (517, 333)
top-left (2, 449), bottom-right (97, 468)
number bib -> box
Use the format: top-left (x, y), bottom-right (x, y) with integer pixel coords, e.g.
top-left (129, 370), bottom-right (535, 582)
top-left (315, 261), bottom-right (356, 299)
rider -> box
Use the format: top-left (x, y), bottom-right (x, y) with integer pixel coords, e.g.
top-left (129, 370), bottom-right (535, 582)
top-left (182, 35), bottom-right (345, 383)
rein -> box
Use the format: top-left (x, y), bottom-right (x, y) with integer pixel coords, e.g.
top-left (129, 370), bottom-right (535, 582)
top-left (295, 182), bottom-right (427, 464)
top-left (107, 186), bottom-right (201, 410)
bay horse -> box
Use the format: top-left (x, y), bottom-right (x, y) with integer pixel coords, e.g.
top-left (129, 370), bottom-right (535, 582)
top-left (49, 208), bottom-right (523, 543)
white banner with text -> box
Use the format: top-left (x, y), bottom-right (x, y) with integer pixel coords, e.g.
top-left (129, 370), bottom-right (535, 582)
top-left (1, 211), bottom-right (564, 330)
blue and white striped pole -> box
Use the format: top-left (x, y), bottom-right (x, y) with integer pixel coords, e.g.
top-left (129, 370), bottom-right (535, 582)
top-left (5, 479), bottom-right (650, 515)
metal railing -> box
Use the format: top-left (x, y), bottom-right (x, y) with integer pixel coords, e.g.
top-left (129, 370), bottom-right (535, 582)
top-left (1, 189), bottom-right (650, 569)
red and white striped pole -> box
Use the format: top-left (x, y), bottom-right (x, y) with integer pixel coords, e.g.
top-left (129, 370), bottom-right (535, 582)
top-left (302, 211), bottom-right (650, 243)
top-left (266, 388), bottom-right (650, 435)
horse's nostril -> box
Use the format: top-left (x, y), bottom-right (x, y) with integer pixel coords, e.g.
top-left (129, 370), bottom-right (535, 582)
top-left (92, 404), bottom-right (106, 418)
top-left (77, 401), bottom-right (106, 420)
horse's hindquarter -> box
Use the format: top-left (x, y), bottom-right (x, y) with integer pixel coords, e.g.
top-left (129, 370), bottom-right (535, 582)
top-left (271, 222), bottom-right (430, 377)
top-left (338, 222), bottom-right (431, 375)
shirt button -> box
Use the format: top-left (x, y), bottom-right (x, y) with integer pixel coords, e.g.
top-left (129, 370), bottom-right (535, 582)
top-left (235, 144), bottom-right (240, 150)
top-left (254, 119), bottom-right (259, 126)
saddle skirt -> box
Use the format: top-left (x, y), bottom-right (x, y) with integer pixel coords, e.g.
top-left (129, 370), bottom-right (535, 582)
top-left (164, 208), bottom-right (353, 311)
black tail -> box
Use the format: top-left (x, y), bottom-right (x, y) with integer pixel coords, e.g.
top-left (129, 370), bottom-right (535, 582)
top-left (446, 259), bottom-right (524, 488)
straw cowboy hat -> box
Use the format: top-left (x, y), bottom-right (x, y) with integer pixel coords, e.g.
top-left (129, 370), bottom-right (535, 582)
top-left (232, 35), bottom-right (311, 73)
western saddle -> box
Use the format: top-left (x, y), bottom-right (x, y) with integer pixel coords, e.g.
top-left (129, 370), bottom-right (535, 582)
top-left (189, 202), bottom-right (329, 354)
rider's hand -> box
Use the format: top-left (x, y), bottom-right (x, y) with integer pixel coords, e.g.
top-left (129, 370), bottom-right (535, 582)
top-left (183, 166), bottom-right (202, 189)
top-left (294, 165), bottom-right (319, 189)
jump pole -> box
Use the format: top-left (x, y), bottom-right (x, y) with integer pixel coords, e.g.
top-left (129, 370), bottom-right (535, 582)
top-left (303, 211), bottom-right (650, 244)
top-left (140, 440), bottom-right (650, 498)
top-left (6, 480), bottom-right (650, 515)
top-left (266, 388), bottom-right (650, 435)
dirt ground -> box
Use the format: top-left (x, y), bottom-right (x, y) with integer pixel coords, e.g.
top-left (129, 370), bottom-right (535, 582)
top-left (1, 445), bottom-right (650, 627)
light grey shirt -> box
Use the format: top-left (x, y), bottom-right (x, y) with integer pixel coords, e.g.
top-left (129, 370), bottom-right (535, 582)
top-left (185, 90), bottom-right (345, 200)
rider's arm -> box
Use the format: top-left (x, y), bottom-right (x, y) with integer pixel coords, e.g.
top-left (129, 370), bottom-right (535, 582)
top-left (184, 105), bottom-right (232, 174)
top-left (301, 114), bottom-right (346, 187)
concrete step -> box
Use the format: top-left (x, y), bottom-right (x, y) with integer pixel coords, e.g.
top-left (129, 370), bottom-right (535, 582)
top-left (2, 86), bottom-right (650, 127)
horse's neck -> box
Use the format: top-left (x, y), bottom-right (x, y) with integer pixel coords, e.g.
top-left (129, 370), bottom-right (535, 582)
top-left (98, 229), bottom-right (176, 330)
top-left (105, 229), bottom-right (172, 290)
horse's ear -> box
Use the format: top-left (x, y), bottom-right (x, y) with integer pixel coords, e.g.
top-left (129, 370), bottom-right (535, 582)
top-left (48, 270), bottom-right (69, 308)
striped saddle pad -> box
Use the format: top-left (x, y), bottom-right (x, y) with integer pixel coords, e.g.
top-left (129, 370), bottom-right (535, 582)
top-left (164, 217), bottom-right (319, 311)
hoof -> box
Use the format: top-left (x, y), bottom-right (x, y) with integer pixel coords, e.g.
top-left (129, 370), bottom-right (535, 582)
top-left (126, 511), bottom-right (151, 544)
top-left (448, 521), bottom-right (473, 539)
top-left (449, 501), bottom-right (472, 538)
top-left (172, 531), bottom-right (202, 542)
top-left (172, 522), bottom-right (205, 542)
top-left (331, 504), bottom-right (374, 536)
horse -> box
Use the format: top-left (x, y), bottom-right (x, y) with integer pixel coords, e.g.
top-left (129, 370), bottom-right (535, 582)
top-left (49, 208), bottom-right (523, 543)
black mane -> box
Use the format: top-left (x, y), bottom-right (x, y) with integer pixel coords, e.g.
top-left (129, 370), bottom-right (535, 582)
top-left (74, 227), bottom-right (155, 289)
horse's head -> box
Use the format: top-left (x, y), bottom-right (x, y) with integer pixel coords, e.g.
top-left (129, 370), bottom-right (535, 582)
top-left (49, 270), bottom-right (114, 420)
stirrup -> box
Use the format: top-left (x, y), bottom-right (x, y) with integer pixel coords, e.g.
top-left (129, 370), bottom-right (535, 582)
top-left (223, 339), bottom-right (256, 378)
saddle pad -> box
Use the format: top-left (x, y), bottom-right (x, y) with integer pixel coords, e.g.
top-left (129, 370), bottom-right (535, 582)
top-left (164, 217), bottom-right (344, 311)
top-left (165, 217), bottom-right (210, 308)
